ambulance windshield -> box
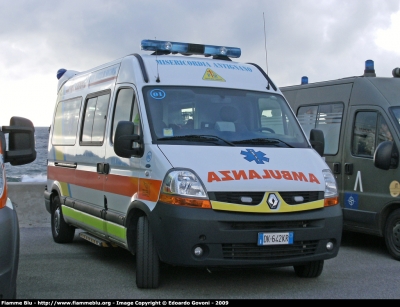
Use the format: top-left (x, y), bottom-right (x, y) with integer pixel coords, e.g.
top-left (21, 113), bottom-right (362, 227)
top-left (143, 87), bottom-right (308, 148)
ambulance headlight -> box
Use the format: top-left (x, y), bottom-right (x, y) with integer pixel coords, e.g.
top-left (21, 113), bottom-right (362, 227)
top-left (159, 170), bottom-right (212, 209)
top-left (323, 169), bottom-right (339, 207)
top-left (163, 170), bottom-right (206, 197)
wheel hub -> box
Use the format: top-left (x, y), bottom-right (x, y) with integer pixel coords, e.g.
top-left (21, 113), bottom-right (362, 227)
top-left (393, 222), bottom-right (400, 249)
top-left (54, 208), bottom-right (61, 235)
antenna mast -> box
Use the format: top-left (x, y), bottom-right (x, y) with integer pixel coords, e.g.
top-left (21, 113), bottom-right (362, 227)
top-left (263, 12), bottom-right (268, 74)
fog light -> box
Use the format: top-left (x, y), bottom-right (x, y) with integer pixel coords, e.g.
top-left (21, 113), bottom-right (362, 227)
top-left (194, 246), bottom-right (203, 257)
top-left (326, 241), bottom-right (334, 251)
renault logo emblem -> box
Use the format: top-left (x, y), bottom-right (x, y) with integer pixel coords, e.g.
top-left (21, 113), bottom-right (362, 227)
top-left (267, 193), bottom-right (280, 209)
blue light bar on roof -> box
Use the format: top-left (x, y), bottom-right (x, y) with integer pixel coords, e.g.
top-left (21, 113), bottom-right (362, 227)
top-left (141, 39), bottom-right (241, 58)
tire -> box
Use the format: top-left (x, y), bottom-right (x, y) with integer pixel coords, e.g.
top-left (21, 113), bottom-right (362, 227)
top-left (384, 209), bottom-right (400, 261)
top-left (293, 260), bottom-right (324, 278)
top-left (51, 195), bottom-right (75, 243)
top-left (136, 216), bottom-right (160, 289)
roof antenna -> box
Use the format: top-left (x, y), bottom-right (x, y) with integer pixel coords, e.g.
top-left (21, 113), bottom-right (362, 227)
top-left (262, 12), bottom-right (270, 90)
top-left (155, 36), bottom-right (160, 82)
top-left (263, 12), bottom-right (268, 75)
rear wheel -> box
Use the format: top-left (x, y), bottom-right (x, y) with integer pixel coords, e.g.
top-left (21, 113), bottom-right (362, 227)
top-left (384, 209), bottom-right (400, 261)
top-left (51, 195), bottom-right (75, 243)
top-left (293, 260), bottom-right (324, 278)
top-left (136, 216), bottom-right (160, 289)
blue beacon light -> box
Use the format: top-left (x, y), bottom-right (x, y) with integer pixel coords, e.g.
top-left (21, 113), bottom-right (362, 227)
top-left (364, 59), bottom-right (376, 77)
top-left (141, 39), bottom-right (241, 59)
top-left (301, 76), bottom-right (308, 85)
top-left (57, 68), bottom-right (67, 80)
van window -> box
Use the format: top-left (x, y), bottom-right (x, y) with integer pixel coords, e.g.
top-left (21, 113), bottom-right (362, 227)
top-left (297, 103), bottom-right (343, 155)
top-left (352, 111), bottom-right (392, 157)
top-left (111, 88), bottom-right (140, 142)
top-left (81, 92), bottom-right (110, 144)
top-left (52, 97), bottom-right (82, 145)
top-left (143, 86), bottom-right (308, 148)
top-left (389, 107), bottom-right (400, 132)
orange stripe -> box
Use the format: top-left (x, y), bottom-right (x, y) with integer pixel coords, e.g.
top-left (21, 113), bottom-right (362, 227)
top-left (75, 169), bottom-right (103, 190)
top-left (104, 174), bottom-right (138, 196)
top-left (48, 166), bottom-right (75, 183)
top-left (138, 178), bottom-right (162, 202)
top-left (47, 165), bottom-right (162, 199)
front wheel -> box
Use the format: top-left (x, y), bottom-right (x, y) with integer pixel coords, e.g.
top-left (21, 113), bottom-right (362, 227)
top-left (136, 216), bottom-right (160, 289)
top-left (51, 195), bottom-right (75, 243)
top-left (293, 260), bottom-right (324, 278)
top-left (384, 209), bottom-right (400, 260)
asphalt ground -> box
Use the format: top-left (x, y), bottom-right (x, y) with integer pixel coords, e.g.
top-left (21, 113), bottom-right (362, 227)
top-left (16, 227), bottom-right (400, 300)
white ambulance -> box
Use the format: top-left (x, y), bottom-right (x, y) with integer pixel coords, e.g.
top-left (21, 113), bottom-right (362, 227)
top-left (44, 39), bottom-right (342, 289)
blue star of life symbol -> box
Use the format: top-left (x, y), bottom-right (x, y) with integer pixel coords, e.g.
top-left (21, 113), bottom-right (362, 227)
top-left (240, 149), bottom-right (270, 164)
top-left (347, 196), bottom-right (355, 207)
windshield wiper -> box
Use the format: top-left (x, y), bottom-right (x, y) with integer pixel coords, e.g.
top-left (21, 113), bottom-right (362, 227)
top-left (232, 138), bottom-right (294, 147)
top-left (157, 134), bottom-right (235, 146)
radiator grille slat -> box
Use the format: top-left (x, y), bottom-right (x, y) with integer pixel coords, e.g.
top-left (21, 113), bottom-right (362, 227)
top-left (222, 241), bottom-right (318, 260)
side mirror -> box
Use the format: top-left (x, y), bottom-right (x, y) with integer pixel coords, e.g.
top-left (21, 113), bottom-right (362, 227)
top-left (374, 141), bottom-right (398, 170)
top-left (309, 129), bottom-right (324, 157)
top-left (114, 121), bottom-right (143, 158)
top-left (1, 116), bottom-right (36, 165)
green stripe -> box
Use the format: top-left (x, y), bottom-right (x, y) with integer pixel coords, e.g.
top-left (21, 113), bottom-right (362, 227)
top-left (62, 206), bottom-right (126, 240)
top-left (106, 222), bottom-right (126, 239)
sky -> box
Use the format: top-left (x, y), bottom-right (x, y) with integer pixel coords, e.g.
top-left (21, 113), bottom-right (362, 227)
top-left (1, 0), bottom-right (400, 127)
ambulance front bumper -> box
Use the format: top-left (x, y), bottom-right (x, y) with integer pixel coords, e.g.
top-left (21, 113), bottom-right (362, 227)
top-left (149, 202), bottom-right (343, 267)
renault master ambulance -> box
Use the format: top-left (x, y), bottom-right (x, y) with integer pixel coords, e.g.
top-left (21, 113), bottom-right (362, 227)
top-left (281, 60), bottom-right (400, 261)
top-left (44, 39), bottom-right (342, 289)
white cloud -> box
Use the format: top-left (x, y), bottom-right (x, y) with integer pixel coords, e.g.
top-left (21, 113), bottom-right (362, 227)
top-left (375, 10), bottom-right (400, 55)
top-left (0, 0), bottom-right (399, 126)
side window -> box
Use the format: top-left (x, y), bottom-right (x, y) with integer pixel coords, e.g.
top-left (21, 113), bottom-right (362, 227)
top-left (377, 116), bottom-right (393, 144)
top-left (352, 111), bottom-right (377, 157)
top-left (297, 103), bottom-right (343, 155)
top-left (352, 112), bottom-right (393, 158)
top-left (52, 97), bottom-right (82, 145)
top-left (81, 92), bottom-right (110, 145)
top-left (111, 88), bottom-right (140, 142)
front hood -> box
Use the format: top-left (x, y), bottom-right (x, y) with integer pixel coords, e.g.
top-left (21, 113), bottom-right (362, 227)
top-left (158, 145), bottom-right (327, 192)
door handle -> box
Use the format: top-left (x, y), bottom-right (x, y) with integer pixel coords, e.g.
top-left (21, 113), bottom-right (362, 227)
top-left (333, 162), bottom-right (341, 174)
top-left (344, 163), bottom-right (353, 175)
top-left (97, 163), bottom-right (110, 174)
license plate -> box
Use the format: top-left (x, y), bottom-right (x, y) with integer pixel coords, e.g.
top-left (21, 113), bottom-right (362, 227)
top-left (257, 232), bottom-right (294, 246)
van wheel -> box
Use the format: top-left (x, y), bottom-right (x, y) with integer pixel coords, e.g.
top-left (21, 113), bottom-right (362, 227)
top-left (136, 216), bottom-right (160, 289)
top-left (51, 195), bottom-right (75, 243)
top-left (293, 260), bottom-right (324, 277)
top-left (384, 209), bottom-right (400, 261)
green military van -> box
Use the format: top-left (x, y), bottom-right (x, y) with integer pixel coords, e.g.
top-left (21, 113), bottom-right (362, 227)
top-left (281, 60), bottom-right (400, 261)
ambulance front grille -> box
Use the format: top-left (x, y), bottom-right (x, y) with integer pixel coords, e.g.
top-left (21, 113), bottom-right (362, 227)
top-left (280, 191), bottom-right (323, 205)
top-left (222, 241), bottom-right (318, 260)
top-left (211, 192), bottom-right (264, 205)
top-left (224, 220), bottom-right (318, 230)
top-left (210, 191), bottom-right (323, 205)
